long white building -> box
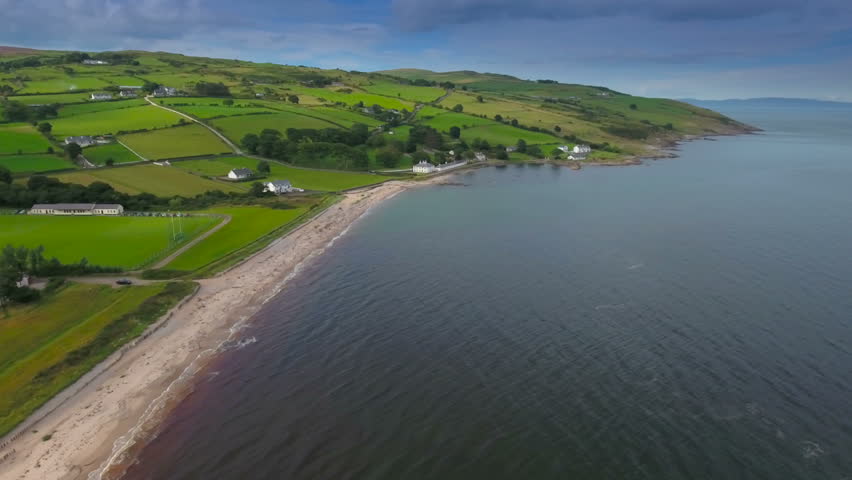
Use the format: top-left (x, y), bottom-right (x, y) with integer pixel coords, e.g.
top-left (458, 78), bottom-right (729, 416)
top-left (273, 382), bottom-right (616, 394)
top-left (29, 203), bottom-right (124, 216)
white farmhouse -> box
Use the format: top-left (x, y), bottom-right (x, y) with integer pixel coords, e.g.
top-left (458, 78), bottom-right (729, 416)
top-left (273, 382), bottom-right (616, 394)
top-left (90, 92), bottom-right (112, 101)
top-left (413, 161), bottom-right (436, 174)
top-left (65, 136), bottom-right (96, 147)
top-left (227, 168), bottom-right (253, 180)
top-left (474, 152), bottom-right (487, 162)
top-left (29, 203), bottom-right (124, 216)
top-left (569, 144), bottom-right (592, 160)
top-left (82, 59), bottom-right (109, 65)
top-left (153, 86), bottom-right (178, 97)
top-left (265, 180), bottom-right (294, 194)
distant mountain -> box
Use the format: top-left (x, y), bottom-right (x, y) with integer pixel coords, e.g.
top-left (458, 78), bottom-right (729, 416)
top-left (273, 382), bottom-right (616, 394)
top-left (681, 97), bottom-right (852, 109)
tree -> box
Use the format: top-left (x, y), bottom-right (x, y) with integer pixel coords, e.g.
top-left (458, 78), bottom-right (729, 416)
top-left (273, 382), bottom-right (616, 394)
top-left (223, 98), bottom-right (234, 106)
top-left (550, 148), bottom-right (563, 159)
top-left (664, 122), bottom-right (674, 130)
top-left (376, 147), bottom-right (402, 168)
top-left (142, 81), bottom-right (160, 94)
top-left (494, 114), bottom-right (503, 122)
top-left (37, 122), bottom-right (52, 134)
top-left (257, 160), bottom-right (271, 174)
top-left (241, 133), bottom-right (260, 154)
top-left (527, 145), bottom-right (542, 157)
top-left (2, 101), bottom-right (31, 122)
top-left (169, 197), bottom-right (184, 209)
top-left (0, 166), bottom-right (11, 185)
top-left (249, 182), bottom-right (266, 197)
top-left (449, 126), bottom-right (461, 139)
top-left (496, 150), bottom-right (509, 160)
top-left (554, 125), bottom-right (562, 132)
top-left (511, 119), bottom-right (519, 127)
top-left (629, 103), bottom-right (638, 110)
top-left (452, 104), bottom-right (464, 113)
top-left (0, 84), bottom-right (13, 97)
top-left (477, 95), bottom-right (484, 103)
top-left (288, 94), bottom-right (300, 104)
top-left (105, 158), bottom-right (115, 166)
top-left (66, 142), bottom-right (82, 160)
top-left (516, 139), bottom-right (527, 153)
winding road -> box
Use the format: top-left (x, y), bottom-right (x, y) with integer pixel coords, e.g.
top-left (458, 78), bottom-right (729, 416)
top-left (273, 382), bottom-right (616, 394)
top-left (145, 96), bottom-right (243, 155)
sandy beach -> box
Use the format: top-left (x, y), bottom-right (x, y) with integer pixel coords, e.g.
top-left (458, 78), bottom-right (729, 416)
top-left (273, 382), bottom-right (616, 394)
top-left (0, 179), bottom-right (432, 480)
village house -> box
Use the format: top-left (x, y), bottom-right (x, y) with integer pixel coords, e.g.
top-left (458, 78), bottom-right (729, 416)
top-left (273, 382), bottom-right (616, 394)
top-left (29, 203), bottom-right (125, 216)
top-left (413, 161), bottom-right (436, 174)
top-left (119, 89), bottom-right (138, 98)
top-left (506, 146), bottom-right (517, 153)
top-left (474, 152), bottom-right (487, 162)
top-left (65, 136), bottom-right (96, 147)
top-left (569, 144), bottom-right (592, 160)
top-left (228, 168), bottom-right (253, 180)
top-left (153, 86), bottom-right (179, 97)
top-left (82, 59), bottom-right (109, 65)
top-left (90, 92), bottom-right (113, 101)
top-left (265, 180), bottom-right (294, 194)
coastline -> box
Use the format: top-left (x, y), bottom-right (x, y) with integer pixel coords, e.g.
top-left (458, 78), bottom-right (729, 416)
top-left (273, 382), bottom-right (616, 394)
top-left (0, 178), bottom-right (439, 480)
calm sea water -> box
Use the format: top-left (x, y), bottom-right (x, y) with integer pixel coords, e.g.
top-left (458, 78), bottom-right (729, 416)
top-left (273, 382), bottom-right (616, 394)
top-left (123, 105), bottom-right (852, 480)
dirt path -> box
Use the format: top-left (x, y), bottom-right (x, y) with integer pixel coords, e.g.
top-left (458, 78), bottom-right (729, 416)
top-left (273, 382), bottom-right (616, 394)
top-left (145, 96), bottom-right (243, 155)
top-left (150, 214), bottom-right (231, 269)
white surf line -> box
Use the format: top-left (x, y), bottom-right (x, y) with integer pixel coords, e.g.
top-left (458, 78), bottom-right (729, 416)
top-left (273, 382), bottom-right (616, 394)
top-left (144, 96), bottom-right (243, 155)
top-left (116, 139), bottom-right (148, 162)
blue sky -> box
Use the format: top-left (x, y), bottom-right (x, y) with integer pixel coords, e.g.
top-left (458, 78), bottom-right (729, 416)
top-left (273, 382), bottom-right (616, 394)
top-left (2, 0), bottom-right (851, 100)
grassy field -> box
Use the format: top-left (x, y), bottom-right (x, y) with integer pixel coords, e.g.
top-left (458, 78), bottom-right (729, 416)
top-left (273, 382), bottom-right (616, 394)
top-left (7, 92), bottom-right (91, 105)
top-left (82, 143), bottom-right (141, 165)
top-left (57, 99), bottom-right (147, 118)
top-left (17, 75), bottom-right (111, 94)
top-left (211, 113), bottom-right (339, 142)
top-left (118, 124), bottom-right (232, 160)
top-left (461, 123), bottom-right (562, 145)
top-left (291, 106), bottom-right (382, 127)
top-left (360, 81), bottom-right (445, 102)
top-left (0, 281), bottom-right (195, 437)
top-left (422, 111), bottom-right (501, 130)
top-left (0, 214), bottom-right (220, 268)
top-left (174, 106), bottom-right (274, 119)
top-left (49, 105), bottom-right (183, 137)
top-left (165, 206), bottom-right (308, 272)
top-left (174, 156), bottom-right (387, 191)
top-left (288, 85), bottom-right (414, 111)
top-left (0, 154), bottom-right (74, 173)
top-left (0, 124), bottom-right (53, 154)
top-left (54, 163), bottom-right (244, 196)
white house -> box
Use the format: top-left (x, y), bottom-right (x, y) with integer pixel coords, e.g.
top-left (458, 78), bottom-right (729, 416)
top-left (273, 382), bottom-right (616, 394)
top-left (29, 203), bottom-right (124, 216)
top-left (90, 92), bottom-right (112, 101)
top-left (65, 136), bottom-right (96, 147)
top-left (82, 59), bottom-right (109, 65)
top-left (265, 180), bottom-right (294, 194)
top-left (506, 146), bottom-right (517, 153)
top-left (228, 168), bottom-right (253, 180)
top-left (119, 89), bottom-right (138, 98)
top-left (413, 161), bottom-right (436, 174)
top-left (474, 152), bottom-right (487, 162)
top-left (569, 144), bottom-right (592, 160)
top-left (16, 274), bottom-right (30, 288)
top-left (153, 86), bottom-right (178, 97)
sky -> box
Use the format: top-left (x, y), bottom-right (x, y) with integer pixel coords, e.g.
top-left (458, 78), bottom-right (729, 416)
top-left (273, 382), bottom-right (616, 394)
top-left (2, 0), bottom-right (852, 100)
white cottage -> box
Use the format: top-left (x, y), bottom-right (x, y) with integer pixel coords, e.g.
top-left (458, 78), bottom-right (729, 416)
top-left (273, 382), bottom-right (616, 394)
top-left (228, 168), bottom-right (253, 180)
top-left (265, 180), bottom-right (294, 194)
top-left (65, 136), bottom-right (96, 147)
top-left (413, 161), bottom-right (436, 174)
top-left (90, 92), bottom-right (113, 101)
top-left (29, 203), bottom-right (124, 216)
top-left (569, 144), bottom-right (592, 160)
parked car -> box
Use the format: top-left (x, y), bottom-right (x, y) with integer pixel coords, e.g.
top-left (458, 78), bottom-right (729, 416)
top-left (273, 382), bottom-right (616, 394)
top-left (116, 279), bottom-right (133, 285)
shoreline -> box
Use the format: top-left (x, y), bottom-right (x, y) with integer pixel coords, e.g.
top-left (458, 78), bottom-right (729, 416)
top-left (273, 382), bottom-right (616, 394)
top-left (0, 178), bottom-right (440, 480)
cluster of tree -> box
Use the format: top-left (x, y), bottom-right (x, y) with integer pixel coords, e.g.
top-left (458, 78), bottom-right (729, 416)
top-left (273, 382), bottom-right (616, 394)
top-left (241, 126), bottom-right (370, 170)
top-left (0, 173), bottom-right (253, 211)
top-left (0, 245), bottom-right (122, 309)
top-left (0, 84), bottom-right (14, 96)
top-left (193, 81), bottom-right (231, 97)
top-left (536, 79), bottom-right (559, 84)
top-left (409, 79), bottom-right (456, 89)
top-left (296, 74), bottom-right (337, 87)
top-left (0, 57), bottom-right (43, 72)
top-left (1, 100), bottom-right (58, 123)
top-left (406, 125), bottom-right (443, 151)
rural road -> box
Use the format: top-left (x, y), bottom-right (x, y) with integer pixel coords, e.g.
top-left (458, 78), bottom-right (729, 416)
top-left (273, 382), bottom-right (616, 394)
top-left (145, 96), bottom-right (243, 155)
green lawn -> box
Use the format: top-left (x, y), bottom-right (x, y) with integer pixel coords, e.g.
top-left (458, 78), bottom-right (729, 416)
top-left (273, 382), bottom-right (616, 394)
top-left (0, 154), bottom-right (74, 173)
top-left (361, 81), bottom-right (445, 103)
top-left (7, 92), bottom-right (91, 105)
top-left (174, 106), bottom-right (275, 119)
top-left (293, 106), bottom-right (382, 127)
top-left (57, 99), bottom-right (147, 118)
top-left (54, 163), bottom-right (244, 196)
top-left (288, 85), bottom-right (414, 111)
top-left (422, 111), bottom-right (499, 131)
top-left (165, 206), bottom-right (308, 271)
top-left (0, 214), bottom-right (220, 268)
top-left (0, 124), bottom-right (53, 154)
top-left (83, 143), bottom-right (140, 165)
top-left (462, 123), bottom-right (563, 145)
top-left (0, 281), bottom-right (195, 437)
top-left (49, 105), bottom-right (184, 137)
top-left (174, 156), bottom-right (386, 191)
top-left (211, 113), bottom-right (339, 143)
top-left (119, 124), bottom-right (232, 160)
top-left (18, 75), bottom-right (111, 94)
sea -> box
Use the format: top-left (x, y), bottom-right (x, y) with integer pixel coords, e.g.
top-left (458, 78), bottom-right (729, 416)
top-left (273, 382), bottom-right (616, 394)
top-left (121, 103), bottom-right (852, 480)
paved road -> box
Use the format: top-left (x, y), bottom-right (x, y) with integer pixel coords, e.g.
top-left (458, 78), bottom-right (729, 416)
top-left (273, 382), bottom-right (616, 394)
top-left (145, 96), bottom-right (243, 155)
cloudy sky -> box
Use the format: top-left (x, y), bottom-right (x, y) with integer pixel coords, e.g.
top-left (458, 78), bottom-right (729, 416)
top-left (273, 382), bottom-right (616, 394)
top-left (2, 0), bottom-right (851, 100)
